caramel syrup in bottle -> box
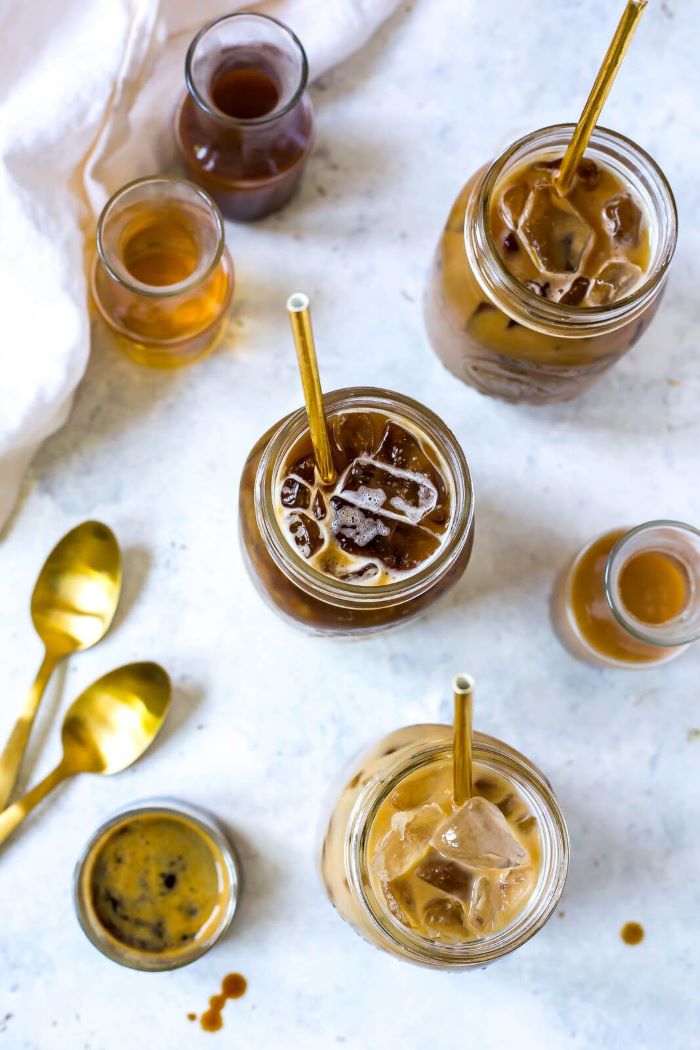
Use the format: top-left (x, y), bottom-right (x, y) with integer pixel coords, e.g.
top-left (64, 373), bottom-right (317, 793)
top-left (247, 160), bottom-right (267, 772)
top-left (569, 530), bottom-right (688, 663)
top-left (211, 66), bottom-right (280, 120)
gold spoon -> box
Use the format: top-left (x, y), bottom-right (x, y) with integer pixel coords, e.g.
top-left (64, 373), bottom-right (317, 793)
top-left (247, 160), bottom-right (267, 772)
top-left (0, 662), bottom-right (171, 848)
top-left (0, 521), bottom-right (122, 809)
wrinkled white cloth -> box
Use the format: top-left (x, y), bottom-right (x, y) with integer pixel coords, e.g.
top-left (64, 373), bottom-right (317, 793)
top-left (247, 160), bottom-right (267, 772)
top-left (0, 0), bottom-right (400, 530)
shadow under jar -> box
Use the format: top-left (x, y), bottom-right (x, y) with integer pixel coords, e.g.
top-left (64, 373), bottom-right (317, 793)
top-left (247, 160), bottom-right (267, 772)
top-left (553, 519), bottom-right (700, 669)
top-left (91, 176), bottom-right (234, 368)
top-left (239, 388), bottom-right (474, 635)
top-left (424, 125), bottom-right (677, 404)
top-left (320, 724), bottom-right (569, 968)
top-left (175, 13), bottom-right (315, 222)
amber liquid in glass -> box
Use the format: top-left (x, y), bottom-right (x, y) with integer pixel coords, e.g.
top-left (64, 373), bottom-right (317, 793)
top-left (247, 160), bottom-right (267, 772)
top-left (569, 530), bottom-right (689, 663)
top-left (177, 46), bottom-right (314, 221)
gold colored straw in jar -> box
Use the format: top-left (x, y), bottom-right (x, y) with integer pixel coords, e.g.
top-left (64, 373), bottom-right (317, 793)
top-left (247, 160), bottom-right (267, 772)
top-left (554, 0), bottom-right (648, 197)
top-left (286, 293), bottom-right (337, 486)
top-left (452, 673), bottom-right (475, 805)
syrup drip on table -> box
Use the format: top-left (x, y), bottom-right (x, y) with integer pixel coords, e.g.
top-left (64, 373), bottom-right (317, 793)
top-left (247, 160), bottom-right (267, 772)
top-left (193, 973), bottom-right (248, 1032)
top-left (620, 921), bottom-right (644, 945)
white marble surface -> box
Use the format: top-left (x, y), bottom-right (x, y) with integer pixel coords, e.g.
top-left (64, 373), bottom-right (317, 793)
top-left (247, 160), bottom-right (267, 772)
top-left (1, 1), bottom-right (699, 1046)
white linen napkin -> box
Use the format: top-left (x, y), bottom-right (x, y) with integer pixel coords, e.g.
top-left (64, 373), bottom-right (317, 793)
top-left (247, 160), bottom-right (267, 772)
top-left (0, 0), bottom-right (400, 530)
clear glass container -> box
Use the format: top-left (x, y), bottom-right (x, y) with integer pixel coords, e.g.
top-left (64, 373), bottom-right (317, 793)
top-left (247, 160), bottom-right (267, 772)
top-left (320, 724), bottom-right (569, 968)
top-left (175, 13), bottom-right (315, 222)
top-left (91, 176), bottom-right (234, 368)
top-left (553, 520), bottom-right (700, 668)
top-left (73, 798), bottom-right (240, 971)
top-left (238, 387), bottom-right (475, 635)
top-left (424, 125), bottom-right (677, 404)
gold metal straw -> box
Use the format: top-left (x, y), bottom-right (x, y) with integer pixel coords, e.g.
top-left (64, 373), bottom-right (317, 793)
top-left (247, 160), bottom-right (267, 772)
top-left (453, 673), bottom-right (475, 805)
top-left (554, 0), bottom-right (648, 196)
top-left (287, 293), bottom-right (336, 485)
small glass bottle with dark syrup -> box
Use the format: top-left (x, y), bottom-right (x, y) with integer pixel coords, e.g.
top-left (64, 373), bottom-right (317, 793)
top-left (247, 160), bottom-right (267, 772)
top-left (175, 13), bottom-right (315, 222)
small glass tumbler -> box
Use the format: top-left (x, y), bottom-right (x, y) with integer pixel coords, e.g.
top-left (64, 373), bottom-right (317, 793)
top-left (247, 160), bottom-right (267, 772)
top-left (553, 520), bottom-right (700, 668)
top-left (320, 724), bottom-right (569, 969)
top-left (175, 13), bottom-right (315, 221)
top-left (74, 798), bottom-right (240, 971)
top-left (91, 176), bottom-right (234, 368)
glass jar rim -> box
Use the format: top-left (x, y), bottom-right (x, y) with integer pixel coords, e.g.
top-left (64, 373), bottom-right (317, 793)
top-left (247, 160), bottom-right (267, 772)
top-left (73, 797), bottom-right (240, 971)
top-left (604, 519), bottom-right (700, 647)
top-left (95, 175), bottom-right (226, 299)
top-left (253, 387), bottom-right (475, 611)
top-left (346, 732), bottom-right (569, 968)
top-left (184, 12), bottom-right (310, 128)
top-left (467, 124), bottom-right (678, 337)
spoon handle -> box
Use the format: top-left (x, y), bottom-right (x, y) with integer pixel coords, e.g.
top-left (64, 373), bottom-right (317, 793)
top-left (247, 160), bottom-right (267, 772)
top-left (0, 651), bottom-right (58, 810)
top-left (0, 762), bottom-right (69, 847)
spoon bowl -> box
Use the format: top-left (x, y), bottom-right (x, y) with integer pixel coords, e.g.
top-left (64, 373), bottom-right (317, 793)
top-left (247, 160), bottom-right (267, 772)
top-left (31, 521), bottom-right (122, 656)
top-left (0, 521), bottom-right (122, 808)
top-left (0, 662), bottom-right (171, 848)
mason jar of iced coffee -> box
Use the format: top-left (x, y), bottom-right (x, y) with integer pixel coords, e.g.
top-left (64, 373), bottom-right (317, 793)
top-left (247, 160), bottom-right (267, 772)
top-left (553, 520), bottom-right (700, 668)
top-left (239, 388), bottom-right (474, 635)
top-left (425, 125), bottom-right (677, 404)
top-left (320, 724), bottom-right (569, 968)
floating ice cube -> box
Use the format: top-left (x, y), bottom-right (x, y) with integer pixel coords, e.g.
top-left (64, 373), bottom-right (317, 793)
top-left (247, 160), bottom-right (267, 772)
top-left (588, 259), bottom-right (642, 305)
top-left (431, 796), bottom-right (528, 869)
top-left (519, 184), bottom-right (592, 274)
top-left (280, 477), bottom-right (311, 509)
top-left (373, 803), bottom-right (444, 881)
top-left (333, 562), bottom-right (379, 582)
top-left (286, 454), bottom-right (316, 485)
top-left (286, 512), bottom-right (323, 559)
top-left (500, 182), bottom-right (529, 228)
top-left (603, 193), bottom-right (642, 247)
top-left (468, 875), bottom-right (496, 933)
top-left (331, 412), bottom-right (375, 460)
top-left (422, 898), bottom-right (468, 941)
top-left (339, 459), bottom-right (438, 526)
top-left (312, 491), bottom-right (327, 521)
top-left (498, 869), bottom-right (532, 912)
top-left (414, 849), bottom-right (473, 899)
top-left (329, 496), bottom-right (441, 572)
top-left (390, 771), bottom-right (451, 811)
top-left (558, 276), bottom-right (590, 306)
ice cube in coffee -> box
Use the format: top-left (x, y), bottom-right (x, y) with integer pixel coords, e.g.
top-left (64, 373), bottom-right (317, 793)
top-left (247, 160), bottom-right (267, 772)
top-left (321, 724), bottom-right (568, 966)
top-left (553, 520), bottom-right (700, 668)
top-left (425, 125), bottom-right (677, 403)
top-left (239, 389), bottom-right (474, 634)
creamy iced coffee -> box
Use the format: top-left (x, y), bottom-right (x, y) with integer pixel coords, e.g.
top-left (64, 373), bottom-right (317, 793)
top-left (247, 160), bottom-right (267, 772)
top-left (367, 759), bottom-right (540, 943)
top-left (321, 724), bottom-right (569, 967)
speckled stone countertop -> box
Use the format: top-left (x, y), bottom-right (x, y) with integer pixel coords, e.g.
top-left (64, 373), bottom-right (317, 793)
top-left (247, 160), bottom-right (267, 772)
top-left (0, 1), bottom-right (698, 1047)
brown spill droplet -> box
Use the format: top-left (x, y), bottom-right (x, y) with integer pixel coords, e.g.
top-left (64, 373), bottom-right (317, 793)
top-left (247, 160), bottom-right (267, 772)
top-left (198, 973), bottom-right (247, 1032)
top-left (187, 1013), bottom-right (196, 1022)
top-left (621, 921), bottom-right (644, 945)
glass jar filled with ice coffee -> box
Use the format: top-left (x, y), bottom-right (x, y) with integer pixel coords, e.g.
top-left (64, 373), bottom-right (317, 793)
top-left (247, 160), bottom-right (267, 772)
top-left (175, 13), bottom-right (314, 222)
top-left (239, 387), bottom-right (474, 635)
top-left (321, 677), bottom-right (569, 967)
top-left (425, 123), bottom-right (677, 403)
top-left (554, 520), bottom-right (700, 668)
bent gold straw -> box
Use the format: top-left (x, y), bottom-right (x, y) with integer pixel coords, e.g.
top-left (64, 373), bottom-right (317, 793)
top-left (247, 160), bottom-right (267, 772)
top-left (453, 673), bottom-right (475, 805)
top-left (286, 293), bottom-right (336, 485)
top-left (555, 0), bottom-right (648, 197)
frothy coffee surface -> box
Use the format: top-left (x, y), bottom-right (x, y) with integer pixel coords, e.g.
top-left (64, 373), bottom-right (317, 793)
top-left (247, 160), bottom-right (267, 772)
top-left (367, 760), bottom-right (541, 944)
top-left (490, 155), bottom-right (651, 306)
top-left (276, 409), bottom-right (453, 584)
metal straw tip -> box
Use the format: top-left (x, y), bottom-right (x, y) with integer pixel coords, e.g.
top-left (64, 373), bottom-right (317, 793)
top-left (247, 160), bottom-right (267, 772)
top-left (453, 673), bottom-right (475, 694)
top-left (287, 292), bottom-right (310, 312)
